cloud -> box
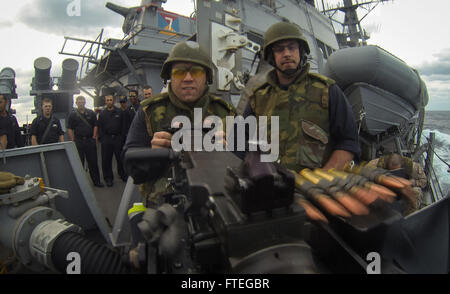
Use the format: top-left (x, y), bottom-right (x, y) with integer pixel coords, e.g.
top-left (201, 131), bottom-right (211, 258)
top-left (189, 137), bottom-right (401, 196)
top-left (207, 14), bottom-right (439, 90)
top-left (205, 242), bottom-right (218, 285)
top-left (423, 79), bottom-right (450, 110)
top-left (15, 73), bottom-right (34, 98)
top-left (412, 48), bottom-right (450, 110)
top-left (363, 23), bottom-right (382, 35)
top-left (417, 63), bottom-right (450, 77)
top-left (17, 0), bottom-right (129, 37)
top-left (0, 20), bottom-right (13, 28)
top-left (422, 74), bottom-right (450, 82)
top-left (11, 68), bottom-right (36, 125)
top-left (432, 48), bottom-right (450, 59)
top-left (416, 48), bottom-right (450, 77)
top-left (11, 96), bottom-right (36, 126)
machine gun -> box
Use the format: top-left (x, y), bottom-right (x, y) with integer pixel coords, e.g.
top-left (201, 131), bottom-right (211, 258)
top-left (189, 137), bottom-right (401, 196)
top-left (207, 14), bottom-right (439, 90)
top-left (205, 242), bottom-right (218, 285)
top-left (125, 148), bottom-right (319, 273)
top-left (123, 147), bottom-right (443, 274)
top-left (3, 148), bottom-right (447, 274)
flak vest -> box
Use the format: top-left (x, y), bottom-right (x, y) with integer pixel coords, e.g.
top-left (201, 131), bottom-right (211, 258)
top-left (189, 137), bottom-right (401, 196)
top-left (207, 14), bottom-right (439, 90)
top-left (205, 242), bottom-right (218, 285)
top-left (249, 65), bottom-right (335, 172)
top-left (140, 86), bottom-right (236, 207)
top-left (141, 87), bottom-right (235, 137)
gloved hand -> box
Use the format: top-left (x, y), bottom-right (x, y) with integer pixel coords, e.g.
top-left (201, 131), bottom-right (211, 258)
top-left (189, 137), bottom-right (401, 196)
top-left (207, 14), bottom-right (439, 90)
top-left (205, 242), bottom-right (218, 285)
top-left (0, 172), bottom-right (25, 194)
top-left (137, 203), bottom-right (185, 259)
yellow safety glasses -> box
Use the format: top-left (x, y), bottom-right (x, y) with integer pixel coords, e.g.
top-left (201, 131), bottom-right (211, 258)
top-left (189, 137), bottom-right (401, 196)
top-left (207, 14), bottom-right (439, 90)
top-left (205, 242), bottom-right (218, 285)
top-left (171, 66), bottom-right (206, 79)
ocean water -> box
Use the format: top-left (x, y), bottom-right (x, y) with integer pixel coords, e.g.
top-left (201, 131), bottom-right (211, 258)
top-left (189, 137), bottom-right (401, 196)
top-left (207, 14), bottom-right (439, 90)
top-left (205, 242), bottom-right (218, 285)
top-left (422, 111), bottom-right (450, 197)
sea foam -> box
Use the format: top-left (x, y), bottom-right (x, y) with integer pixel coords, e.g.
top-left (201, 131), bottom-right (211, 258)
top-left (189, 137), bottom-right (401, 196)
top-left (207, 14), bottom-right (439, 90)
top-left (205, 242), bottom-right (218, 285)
top-left (422, 129), bottom-right (450, 197)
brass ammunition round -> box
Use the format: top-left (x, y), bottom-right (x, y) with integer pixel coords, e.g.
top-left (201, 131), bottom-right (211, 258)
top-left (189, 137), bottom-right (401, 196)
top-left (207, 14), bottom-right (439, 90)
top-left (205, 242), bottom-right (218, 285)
top-left (365, 182), bottom-right (397, 198)
top-left (376, 175), bottom-right (405, 189)
top-left (391, 176), bottom-right (412, 187)
top-left (300, 169), bottom-right (322, 185)
top-left (314, 193), bottom-right (351, 218)
top-left (348, 186), bottom-right (378, 205)
top-left (334, 191), bottom-right (369, 215)
top-left (296, 198), bottom-right (328, 223)
top-left (313, 169), bottom-right (335, 182)
top-left (328, 168), bottom-right (350, 179)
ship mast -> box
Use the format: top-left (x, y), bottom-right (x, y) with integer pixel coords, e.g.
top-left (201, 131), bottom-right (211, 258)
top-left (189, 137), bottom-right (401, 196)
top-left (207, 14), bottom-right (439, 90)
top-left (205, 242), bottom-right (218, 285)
top-left (320, 0), bottom-right (390, 48)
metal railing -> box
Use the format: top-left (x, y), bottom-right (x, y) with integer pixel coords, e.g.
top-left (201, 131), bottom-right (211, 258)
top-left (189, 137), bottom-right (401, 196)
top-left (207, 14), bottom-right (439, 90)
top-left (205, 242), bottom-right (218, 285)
top-left (59, 29), bottom-right (104, 80)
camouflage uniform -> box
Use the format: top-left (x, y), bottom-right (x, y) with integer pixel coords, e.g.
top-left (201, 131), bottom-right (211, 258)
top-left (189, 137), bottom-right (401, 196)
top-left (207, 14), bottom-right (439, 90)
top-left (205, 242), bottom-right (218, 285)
top-left (248, 64), bottom-right (335, 172)
top-left (411, 163), bottom-right (428, 208)
top-left (139, 86), bottom-right (236, 207)
top-left (246, 21), bottom-right (359, 173)
top-left (123, 40), bottom-right (236, 207)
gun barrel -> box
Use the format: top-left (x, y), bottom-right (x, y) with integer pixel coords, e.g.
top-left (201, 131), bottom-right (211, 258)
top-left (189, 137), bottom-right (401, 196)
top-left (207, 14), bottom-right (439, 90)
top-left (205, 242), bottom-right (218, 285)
top-left (106, 2), bottom-right (130, 17)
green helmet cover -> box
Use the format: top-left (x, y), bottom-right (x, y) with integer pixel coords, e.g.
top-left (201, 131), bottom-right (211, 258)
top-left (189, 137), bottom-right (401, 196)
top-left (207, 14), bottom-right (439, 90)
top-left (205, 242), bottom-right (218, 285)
top-left (263, 22), bottom-right (311, 61)
top-left (161, 41), bottom-right (213, 84)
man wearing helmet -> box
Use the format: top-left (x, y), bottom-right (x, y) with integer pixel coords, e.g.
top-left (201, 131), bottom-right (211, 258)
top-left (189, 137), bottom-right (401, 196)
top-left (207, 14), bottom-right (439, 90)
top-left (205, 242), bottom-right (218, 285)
top-left (245, 21), bottom-right (360, 172)
top-left (124, 41), bottom-right (236, 206)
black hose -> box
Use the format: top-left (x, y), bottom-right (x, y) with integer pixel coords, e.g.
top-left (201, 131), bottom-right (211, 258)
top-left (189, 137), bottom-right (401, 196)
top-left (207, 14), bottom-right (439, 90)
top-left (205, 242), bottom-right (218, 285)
top-left (51, 232), bottom-right (130, 274)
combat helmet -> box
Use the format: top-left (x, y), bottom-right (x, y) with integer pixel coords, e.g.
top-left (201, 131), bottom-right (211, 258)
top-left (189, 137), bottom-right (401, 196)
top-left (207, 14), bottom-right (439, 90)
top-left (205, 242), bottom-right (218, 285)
top-left (263, 21), bottom-right (310, 62)
top-left (161, 41), bottom-right (213, 84)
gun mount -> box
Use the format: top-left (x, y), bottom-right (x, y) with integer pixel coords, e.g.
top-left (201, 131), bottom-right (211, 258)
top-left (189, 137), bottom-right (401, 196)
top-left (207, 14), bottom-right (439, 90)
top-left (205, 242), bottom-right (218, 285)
top-left (2, 146), bottom-right (448, 274)
top-left (122, 148), bottom-right (450, 274)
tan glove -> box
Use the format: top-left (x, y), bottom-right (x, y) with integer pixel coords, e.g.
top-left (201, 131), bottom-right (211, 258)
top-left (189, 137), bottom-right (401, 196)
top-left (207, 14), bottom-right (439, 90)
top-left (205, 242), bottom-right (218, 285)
top-left (0, 172), bottom-right (25, 194)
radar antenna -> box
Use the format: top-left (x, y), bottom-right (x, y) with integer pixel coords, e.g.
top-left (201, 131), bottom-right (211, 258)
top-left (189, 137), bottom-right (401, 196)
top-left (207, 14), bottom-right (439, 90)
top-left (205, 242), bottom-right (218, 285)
top-left (319, 0), bottom-right (391, 48)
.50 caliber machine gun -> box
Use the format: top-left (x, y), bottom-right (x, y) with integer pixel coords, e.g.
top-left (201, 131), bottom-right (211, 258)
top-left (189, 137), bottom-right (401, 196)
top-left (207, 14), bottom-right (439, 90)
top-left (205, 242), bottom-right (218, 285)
top-left (123, 148), bottom-right (449, 274)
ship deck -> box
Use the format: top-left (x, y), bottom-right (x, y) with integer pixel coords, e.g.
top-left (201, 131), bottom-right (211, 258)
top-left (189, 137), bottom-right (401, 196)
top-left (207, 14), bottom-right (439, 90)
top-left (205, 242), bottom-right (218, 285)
top-left (91, 174), bottom-right (127, 232)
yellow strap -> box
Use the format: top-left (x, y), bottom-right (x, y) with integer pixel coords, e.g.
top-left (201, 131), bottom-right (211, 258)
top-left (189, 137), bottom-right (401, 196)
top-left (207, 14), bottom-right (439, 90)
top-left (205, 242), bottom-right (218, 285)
top-left (39, 178), bottom-right (45, 193)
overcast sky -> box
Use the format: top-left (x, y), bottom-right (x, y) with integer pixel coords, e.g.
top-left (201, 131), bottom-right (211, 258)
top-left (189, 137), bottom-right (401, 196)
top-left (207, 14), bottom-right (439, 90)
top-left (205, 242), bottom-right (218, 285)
top-left (1, 0), bottom-right (449, 126)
